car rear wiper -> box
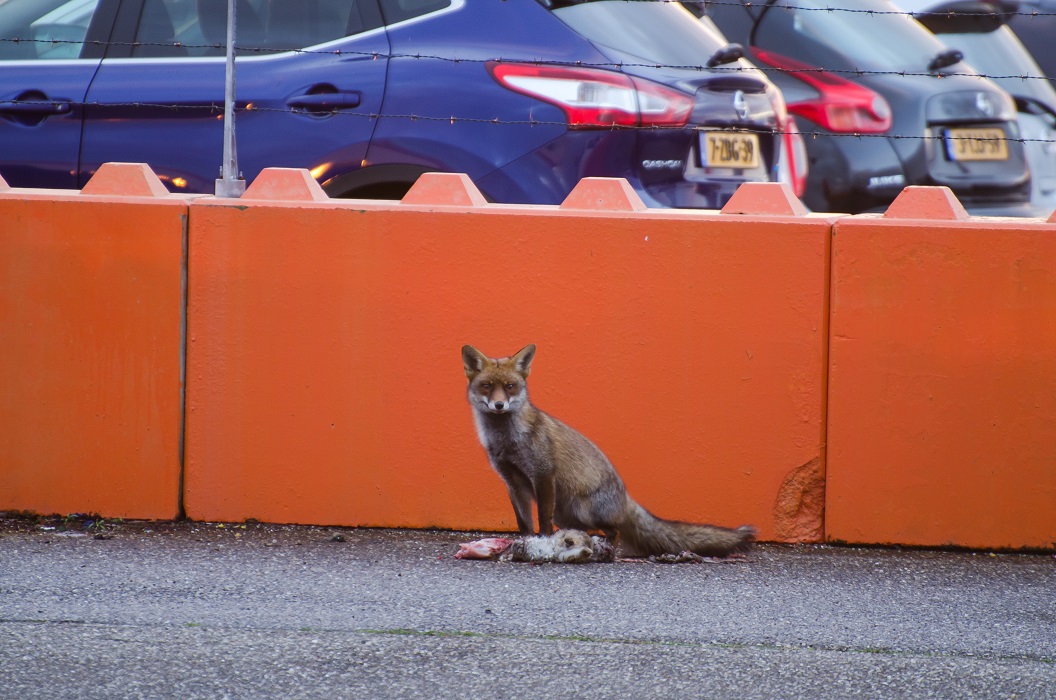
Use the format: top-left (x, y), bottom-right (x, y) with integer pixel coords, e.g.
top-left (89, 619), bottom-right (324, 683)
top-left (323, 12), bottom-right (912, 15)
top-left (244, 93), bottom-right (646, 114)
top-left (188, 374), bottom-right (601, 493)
top-left (928, 48), bottom-right (964, 71)
top-left (707, 43), bottom-right (745, 67)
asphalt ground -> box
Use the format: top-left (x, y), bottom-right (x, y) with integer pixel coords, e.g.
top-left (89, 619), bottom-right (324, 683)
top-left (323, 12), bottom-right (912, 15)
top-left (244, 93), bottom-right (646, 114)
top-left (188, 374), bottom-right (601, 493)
top-left (0, 516), bottom-right (1053, 699)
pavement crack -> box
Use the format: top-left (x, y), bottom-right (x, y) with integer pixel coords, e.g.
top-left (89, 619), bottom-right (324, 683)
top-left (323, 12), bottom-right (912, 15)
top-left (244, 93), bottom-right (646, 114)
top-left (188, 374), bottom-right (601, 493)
top-left (3, 619), bottom-right (1052, 666)
top-left (351, 627), bottom-right (1056, 665)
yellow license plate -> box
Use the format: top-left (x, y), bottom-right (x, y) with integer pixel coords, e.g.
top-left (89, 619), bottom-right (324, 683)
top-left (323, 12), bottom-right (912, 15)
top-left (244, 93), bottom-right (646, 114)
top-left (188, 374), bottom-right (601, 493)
top-left (701, 131), bottom-right (761, 169)
top-left (945, 127), bottom-right (1009, 161)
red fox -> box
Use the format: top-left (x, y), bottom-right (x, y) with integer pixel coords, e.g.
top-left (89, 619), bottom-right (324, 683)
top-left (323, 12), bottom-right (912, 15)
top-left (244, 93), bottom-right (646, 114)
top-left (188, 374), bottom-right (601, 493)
top-left (461, 344), bottom-right (755, 558)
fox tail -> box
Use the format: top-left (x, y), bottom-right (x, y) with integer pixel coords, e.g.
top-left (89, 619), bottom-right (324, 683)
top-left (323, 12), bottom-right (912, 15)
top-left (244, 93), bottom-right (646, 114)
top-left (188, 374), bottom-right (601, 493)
top-left (619, 500), bottom-right (756, 558)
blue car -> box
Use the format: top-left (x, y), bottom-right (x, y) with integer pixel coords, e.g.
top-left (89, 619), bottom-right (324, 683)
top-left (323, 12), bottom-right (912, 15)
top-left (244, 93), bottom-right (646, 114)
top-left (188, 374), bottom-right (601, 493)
top-left (0, 0), bottom-right (788, 208)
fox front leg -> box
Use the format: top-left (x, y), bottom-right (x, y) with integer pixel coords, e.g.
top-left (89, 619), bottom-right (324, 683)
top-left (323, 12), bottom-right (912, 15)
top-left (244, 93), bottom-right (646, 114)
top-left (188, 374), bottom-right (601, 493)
top-left (534, 475), bottom-right (555, 536)
top-left (497, 462), bottom-right (536, 535)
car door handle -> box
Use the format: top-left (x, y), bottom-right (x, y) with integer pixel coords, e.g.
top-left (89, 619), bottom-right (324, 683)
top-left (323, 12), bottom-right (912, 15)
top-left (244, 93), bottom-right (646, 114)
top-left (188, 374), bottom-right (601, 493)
top-left (0, 98), bottom-right (72, 115)
top-left (286, 91), bottom-right (362, 112)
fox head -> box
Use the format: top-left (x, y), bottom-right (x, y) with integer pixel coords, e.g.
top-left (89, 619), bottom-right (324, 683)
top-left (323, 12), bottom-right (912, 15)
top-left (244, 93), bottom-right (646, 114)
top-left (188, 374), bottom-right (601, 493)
top-left (461, 344), bottom-right (536, 415)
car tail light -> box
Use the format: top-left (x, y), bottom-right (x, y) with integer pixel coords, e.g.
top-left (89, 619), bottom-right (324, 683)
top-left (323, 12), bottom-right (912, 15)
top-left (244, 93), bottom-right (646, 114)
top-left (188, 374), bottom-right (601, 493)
top-left (487, 61), bottom-right (693, 128)
top-left (781, 118), bottom-right (809, 197)
top-left (751, 49), bottom-right (892, 134)
top-left (766, 85), bottom-right (808, 197)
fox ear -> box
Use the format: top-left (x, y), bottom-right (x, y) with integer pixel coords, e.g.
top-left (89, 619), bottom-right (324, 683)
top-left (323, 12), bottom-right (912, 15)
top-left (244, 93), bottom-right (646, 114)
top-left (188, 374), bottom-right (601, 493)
top-left (462, 345), bottom-right (488, 378)
top-left (511, 344), bottom-right (536, 377)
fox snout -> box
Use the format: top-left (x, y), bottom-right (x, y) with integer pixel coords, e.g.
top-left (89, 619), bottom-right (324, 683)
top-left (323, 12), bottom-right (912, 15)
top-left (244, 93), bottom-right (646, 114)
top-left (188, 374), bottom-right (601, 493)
top-left (481, 386), bottom-right (516, 413)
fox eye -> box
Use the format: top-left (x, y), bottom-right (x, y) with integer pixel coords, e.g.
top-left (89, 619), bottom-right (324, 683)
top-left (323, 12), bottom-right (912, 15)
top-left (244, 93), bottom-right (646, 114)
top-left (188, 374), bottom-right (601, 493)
top-left (504, 383), bottom-right (516, 391)
top-left (481, 382), bottom-right (492, 391)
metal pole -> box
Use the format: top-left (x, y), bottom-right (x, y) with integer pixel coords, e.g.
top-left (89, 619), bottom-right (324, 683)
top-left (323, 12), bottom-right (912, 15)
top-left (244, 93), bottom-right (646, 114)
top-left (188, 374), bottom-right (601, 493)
top-left (215, 0), bottom-right (245, 197)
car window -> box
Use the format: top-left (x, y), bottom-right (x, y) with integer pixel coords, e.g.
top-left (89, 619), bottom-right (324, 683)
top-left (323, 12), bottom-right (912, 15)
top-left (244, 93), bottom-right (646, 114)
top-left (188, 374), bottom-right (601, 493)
top-left (931, 27), bottom-right (1056, 108)
top-left (1006, 0), bottom-right (1056, 80)
top-left (696, 0), bottom-right (756, 45)
top-left (0, 0), bottom-right (101, 60)
top-left (753, 0), bottom-right (948, 71)
top-left (377, 0), bottom-right (451, 25)
top-left (553, 1), bottom-right (728, 65)
top-left (131, 0), bottom-right (383, 58)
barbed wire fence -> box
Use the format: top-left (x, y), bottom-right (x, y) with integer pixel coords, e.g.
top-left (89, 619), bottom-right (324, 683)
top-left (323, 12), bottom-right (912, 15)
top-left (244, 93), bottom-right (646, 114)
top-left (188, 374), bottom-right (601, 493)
top-left (5, 34), bottom-right (1056, 84)
top-left (2, 1), bottom-right (1055, 171)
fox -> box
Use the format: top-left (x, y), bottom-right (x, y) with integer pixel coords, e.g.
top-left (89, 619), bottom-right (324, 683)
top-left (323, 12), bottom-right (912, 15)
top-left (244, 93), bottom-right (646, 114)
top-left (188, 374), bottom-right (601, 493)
top-left (461, 344), bottom-right (755, 558)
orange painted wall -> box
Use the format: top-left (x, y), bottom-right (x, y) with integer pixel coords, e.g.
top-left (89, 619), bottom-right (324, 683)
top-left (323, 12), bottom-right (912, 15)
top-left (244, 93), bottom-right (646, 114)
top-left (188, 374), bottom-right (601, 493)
top-left (184, 184), bottom-right (833, 541)
top-left (827, 212), bottom-right (1056, 549)
top-left (0, 186), bottom-right (187, 519)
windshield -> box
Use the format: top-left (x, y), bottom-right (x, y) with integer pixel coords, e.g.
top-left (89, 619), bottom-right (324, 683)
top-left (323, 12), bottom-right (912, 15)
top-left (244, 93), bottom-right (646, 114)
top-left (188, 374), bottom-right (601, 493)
top-left (552, 1), bottom-right (729, 66)
top-left (754, 0), bottom-right (950, 71)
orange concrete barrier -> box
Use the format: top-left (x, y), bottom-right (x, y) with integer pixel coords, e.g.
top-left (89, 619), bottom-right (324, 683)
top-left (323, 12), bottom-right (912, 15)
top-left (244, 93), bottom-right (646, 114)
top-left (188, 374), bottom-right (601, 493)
top-left (826, 187), bottom-right (1056, 549)
top-left (184, 170), bottom-right (835, 541)
top-left (0, 164), bottom-right (189, 519)
top-left (5, 165), bottom-right (1054, 551)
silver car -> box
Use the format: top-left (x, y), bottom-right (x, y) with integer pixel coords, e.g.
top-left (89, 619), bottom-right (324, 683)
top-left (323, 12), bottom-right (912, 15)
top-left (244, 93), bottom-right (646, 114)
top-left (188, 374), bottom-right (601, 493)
top-left (898, 0), bottom-right (1056, 216)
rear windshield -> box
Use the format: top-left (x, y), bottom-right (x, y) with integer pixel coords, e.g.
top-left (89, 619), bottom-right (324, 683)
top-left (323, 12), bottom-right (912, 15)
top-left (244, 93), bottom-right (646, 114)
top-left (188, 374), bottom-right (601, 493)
top-left (753, 0), bottom-right (949, 71)
top-left (934, 27), bottom-right (1056, 106)
top-left (552, 1), bottom-right (729, 65)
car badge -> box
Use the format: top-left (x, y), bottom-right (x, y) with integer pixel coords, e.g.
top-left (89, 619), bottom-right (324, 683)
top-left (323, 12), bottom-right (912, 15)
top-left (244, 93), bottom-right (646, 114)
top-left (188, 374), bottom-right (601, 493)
top-left (733, 90), bottom-right (749, 120)
top-left (975, 92), bottom-right (995, 118)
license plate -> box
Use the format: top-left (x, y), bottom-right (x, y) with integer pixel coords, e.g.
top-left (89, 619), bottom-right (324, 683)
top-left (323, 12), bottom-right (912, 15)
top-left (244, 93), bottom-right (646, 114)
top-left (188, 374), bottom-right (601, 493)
top-left (945, 127), bottom-right (1009, 161)
top-left (701, 131), bottom-right (761, 169)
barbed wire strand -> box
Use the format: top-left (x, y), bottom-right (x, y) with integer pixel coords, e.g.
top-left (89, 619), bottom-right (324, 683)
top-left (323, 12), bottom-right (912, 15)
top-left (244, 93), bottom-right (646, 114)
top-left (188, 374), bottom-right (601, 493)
top-left (3, 98), bottom-right (1046, 147)
top-left (2, 0), bottom-right (1055, 145)
top-left (3, 36), bottom-right (1055, 88)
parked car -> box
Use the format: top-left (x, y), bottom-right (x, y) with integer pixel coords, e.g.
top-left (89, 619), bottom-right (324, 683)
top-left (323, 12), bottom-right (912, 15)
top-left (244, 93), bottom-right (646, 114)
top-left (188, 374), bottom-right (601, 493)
top-left (694, 0), bottom-right (1034, 215)
top-left (0, 0), bottom-right (791, 209)
top-left (899, 0), bottom-right (1056, 215)
top-left (1004, 0), bottom-right (1056, 79)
